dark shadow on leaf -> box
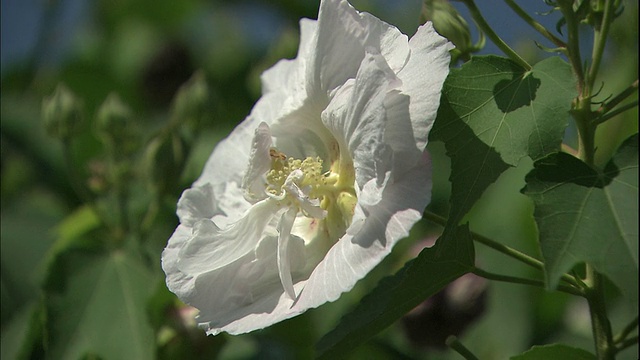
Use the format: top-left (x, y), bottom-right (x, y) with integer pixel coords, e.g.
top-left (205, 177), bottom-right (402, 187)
top-left (525, 152), bottom-right (613, 189)
top-left (430, 96), bottom-right (511, 225)
top-left (493, 72), bottom-right (541, 113)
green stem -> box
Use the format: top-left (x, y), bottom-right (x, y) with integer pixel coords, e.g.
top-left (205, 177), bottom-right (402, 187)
top-left (423, 210), bottom-right (581, 289)
top-left (472, 268), bottom-right (583, 296)
top-left (558, 0), bottom-right (586, 94)
top-left (615, 335), bottom-right (639, 354)
top-left (587, 0), bottom-right (617, 93)
top-left (460, 0), bottom-right (531, 70)
top-left (594, 79), bottom-right (639, 125)
top-left (574, 97), bottom-right (597, 167)
top-left (585, 267), bottom-right (615, 360)
top-left (597, 80), bottom-right (639, 114)
top-left (503, 0), bottom-right (567, 48)
top-left (595, 100), bottom-right (639, 125)
top-left (446, 336), bottom-right (480, 360)
top-left (62, 140), bottom-right (111, 230)
top-left (613, 315), bottom-right (638, 344)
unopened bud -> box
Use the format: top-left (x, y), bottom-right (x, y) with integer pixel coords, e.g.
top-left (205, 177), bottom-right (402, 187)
top-left (421, 0), bottom-right (480, 61)
top-left (96, 94), bottom-right (138, 155)
top-left (171, 71), bottom-right (209, 128)
top-left (144, 133), bottom-right (187, 194)
top-left (42, 84), bottom-right (83, 140)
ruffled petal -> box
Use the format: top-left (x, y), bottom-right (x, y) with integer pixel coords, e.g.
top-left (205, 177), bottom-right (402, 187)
top-left (309, 0), bottom-right (410, 97)
top-left (395, 22), bottom-right (454, 154)
top-left (176, 199), bottom-right (281, 275)
top-left (176, 184), bottom-right (221, 226)
top-left (322, 50), bottom-right (399, 188)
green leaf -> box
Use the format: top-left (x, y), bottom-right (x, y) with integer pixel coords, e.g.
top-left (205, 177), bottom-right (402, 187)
top-left (316, 225), bottom-right (475, 359)
top-left (522, 134), bottom-right (639, 303)
top-left (45, 247), bottom-right (157, 360)
top-left (1, 302), bottom-right (43, 360)
top-left (430, 55), bottom-right (575, 224)
top-left (511, 344), bottom-right (596, 360)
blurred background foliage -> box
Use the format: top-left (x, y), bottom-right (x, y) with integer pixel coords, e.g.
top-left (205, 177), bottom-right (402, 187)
top-left (1, 0), bottom-right (637, 359)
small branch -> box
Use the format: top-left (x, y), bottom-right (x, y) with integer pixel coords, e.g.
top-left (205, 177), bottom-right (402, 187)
top-left (597, 79), bottom-right (639, 115)
top-left (446, 336), bottom-right (480, 360)
top-left (503, 0), bottom-right (567, 48)
top-left (460, 0), bottom-right (532, 70)
top-left (615, 335), bottom-right (639, 354)
top-left (595, 100), bottom-right (639, 125)
top-left (594, 80), bottom-right (639, 125)
top-left (613, 316), bottom-right (638, 344)
top-left (472, 268), bottom-right (583, 296)
top-left (423, 210), bottom-right (582, 289)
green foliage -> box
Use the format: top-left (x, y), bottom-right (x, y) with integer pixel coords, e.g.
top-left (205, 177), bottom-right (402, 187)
top-left (512, 343), bottom-right (597, 360)
top-left (317, 225), bottom-right (475, 358)
top-left (44, 247), bottom-right (157, 360)
top-left (431, 55), bottom-right (576, 224)
top-left (523, 134), bottom-right (638, 304)
top-left (1, 0), bottom-right (638, 359)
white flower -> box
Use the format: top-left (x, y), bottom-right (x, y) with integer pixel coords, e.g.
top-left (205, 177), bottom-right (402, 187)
top-left (161, 0), bottom-right (452, 335)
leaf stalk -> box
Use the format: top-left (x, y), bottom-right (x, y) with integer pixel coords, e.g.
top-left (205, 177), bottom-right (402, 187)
top-left (460, 0), bottom-right (532, 70)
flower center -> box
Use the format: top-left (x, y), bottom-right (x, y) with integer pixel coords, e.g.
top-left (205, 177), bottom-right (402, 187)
top-left (264, 147), bottom-right (356, 233)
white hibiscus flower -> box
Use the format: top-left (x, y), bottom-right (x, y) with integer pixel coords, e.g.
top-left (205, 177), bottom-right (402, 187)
top-left (162, 0), bottom-right (452, 335)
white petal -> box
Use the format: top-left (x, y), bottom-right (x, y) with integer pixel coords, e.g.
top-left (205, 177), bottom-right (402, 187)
top-left (176, 184), bottom-right (221, 226)
top-left (241, 122), bottom-right (273, 203)
top-left (395, 22), bottom-right (453, 153)
top-left (194, 233), bottom-right (307, 335)
top-left (309, 0), bottom-right (410, 96)
top-left (176, 199), bottom-right (281, 275)
top-left (322, 50), bottom-right (398, 188)
top-left (277, 207), bottom-right (299, 300)
top-left (162, 225), bottom-right (197, 300)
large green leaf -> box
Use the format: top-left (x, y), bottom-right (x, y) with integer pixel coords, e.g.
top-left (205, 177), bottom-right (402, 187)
top-left (316, 225), bottom-right (474, 359)
top-left (523, 134), bottom-right (639, 303)
top-left (45, 247), bottom-right (157, 360)
top-left (511, 344), bottom-right (596, 360)
top-left (430, 56), bottom-right (575, 224)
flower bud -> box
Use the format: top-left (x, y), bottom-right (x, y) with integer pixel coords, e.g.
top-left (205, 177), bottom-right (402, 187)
top-left (421, 0), bottom-right (479, 61)
top-left (96, 94), bottom-right (138, 155)
top-left (42, 84), bottom-right (83, 140)
top-left (144, 133), bottom-right (187, 194)
top-left (170, 71), bottom-right (209, 128)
